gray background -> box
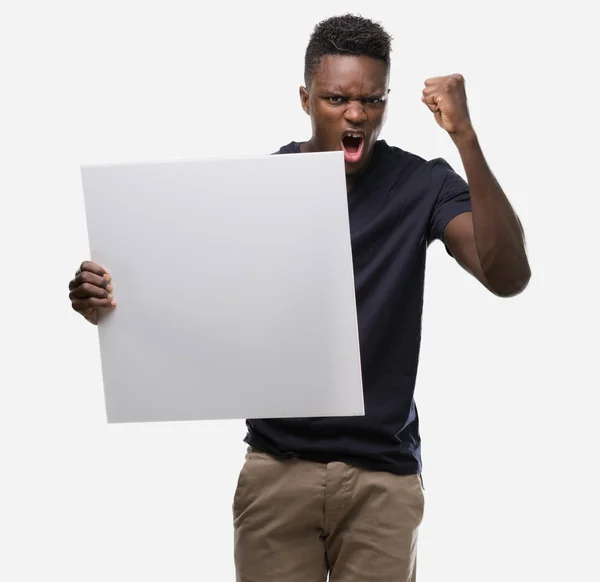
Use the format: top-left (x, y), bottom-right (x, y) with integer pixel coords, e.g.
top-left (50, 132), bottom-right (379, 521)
top-left (1, 1), bottom-right (597, 581)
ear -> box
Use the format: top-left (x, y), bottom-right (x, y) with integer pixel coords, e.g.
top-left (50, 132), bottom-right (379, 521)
top-left (299, 86), bottom-right (310, 115)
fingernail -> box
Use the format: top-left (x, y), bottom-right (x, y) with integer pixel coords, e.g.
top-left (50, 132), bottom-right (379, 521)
top-left (108, 294), bottom-right (113, 300)
top-left (107, 284), bottom-right (113, 292)
top-left (104, 273), bottom-right (112, 281)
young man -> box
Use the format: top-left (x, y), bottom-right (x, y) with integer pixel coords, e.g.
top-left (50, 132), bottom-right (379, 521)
top-left (69, 14), bottom-right (530, 582)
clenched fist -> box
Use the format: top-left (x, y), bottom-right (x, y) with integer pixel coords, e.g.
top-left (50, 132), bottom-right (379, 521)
top-left (69, 261), bottom-right (116, 325)
top-left (422, 73), bottom-right (473, 136)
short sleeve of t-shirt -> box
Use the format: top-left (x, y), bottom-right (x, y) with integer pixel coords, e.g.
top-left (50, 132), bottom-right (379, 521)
top-left (427, 157), bottom-right (472, 255)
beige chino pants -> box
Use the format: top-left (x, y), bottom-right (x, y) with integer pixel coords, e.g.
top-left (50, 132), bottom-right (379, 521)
top-left (233, 447), bottom-right (425, 582)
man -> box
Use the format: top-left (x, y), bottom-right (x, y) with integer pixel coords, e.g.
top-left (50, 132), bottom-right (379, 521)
top-left (69, 14), bottom-right (530, 582)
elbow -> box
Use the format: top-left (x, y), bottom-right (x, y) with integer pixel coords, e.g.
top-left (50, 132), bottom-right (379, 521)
top-left (490, 264), bottom-right (531, 298)
top-left (479, 245), bottom-right (531, 298)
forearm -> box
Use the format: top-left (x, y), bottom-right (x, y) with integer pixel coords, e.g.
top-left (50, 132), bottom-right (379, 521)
top-left (452, 129), bottom-right (531, 296)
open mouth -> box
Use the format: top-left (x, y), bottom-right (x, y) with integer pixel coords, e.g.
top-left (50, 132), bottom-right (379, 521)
top-left (342, 132), bottom-right (365, 164)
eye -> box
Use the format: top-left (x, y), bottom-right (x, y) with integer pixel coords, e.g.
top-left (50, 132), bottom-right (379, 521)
top-left (364, 96), bottom-right (387, 105)
top-left (327, 96), bottom-right (345, 104)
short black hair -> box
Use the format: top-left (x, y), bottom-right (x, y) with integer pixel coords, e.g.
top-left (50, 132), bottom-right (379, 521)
top-left (304, 14), bottom-right (393, 86)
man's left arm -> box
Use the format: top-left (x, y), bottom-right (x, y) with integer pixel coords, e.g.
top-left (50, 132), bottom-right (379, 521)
top-left (423, 74), bottom-right (531, 297)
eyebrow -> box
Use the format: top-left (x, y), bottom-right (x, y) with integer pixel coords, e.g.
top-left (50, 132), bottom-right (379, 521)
top-left (321, 86), bottom-right (388, 97)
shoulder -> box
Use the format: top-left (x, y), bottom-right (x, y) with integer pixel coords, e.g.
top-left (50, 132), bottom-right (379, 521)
top-left (378, 140), bottom-right (458, 170)
top-left (428, 157), bottom-right (468, 195)
top-left (273, 141), bottom-right (303, 155)
top-left (381, 141), bottom-right (464, 193)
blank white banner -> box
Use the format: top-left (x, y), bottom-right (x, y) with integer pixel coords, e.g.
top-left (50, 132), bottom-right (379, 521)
top-left (81, 150), bottom-right (364, 423)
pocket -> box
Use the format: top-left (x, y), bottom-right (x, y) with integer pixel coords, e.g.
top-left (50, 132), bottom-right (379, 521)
top-left (232, 450), bottom-right (254, 518)
top-left (415, 473), bottom-right (425, 523)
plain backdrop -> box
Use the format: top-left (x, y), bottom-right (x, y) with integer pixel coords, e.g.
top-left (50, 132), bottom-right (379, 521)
top-left (1, 1), bottom-right (598, 581)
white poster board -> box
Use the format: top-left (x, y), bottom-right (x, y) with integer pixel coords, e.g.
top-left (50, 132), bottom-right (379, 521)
top-left (81, 151), bottom-right (364, 423)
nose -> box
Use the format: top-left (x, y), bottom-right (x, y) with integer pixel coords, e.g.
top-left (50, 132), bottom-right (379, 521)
top-left (344, 100), bottom-right (367, 124)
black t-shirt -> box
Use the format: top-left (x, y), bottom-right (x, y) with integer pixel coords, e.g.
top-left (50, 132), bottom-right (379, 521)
top-left (244, 139), bottom-right (472, 475)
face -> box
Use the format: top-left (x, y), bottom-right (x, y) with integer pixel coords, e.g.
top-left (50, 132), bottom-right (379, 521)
top-left (300, 55), bottom-right (389, 179)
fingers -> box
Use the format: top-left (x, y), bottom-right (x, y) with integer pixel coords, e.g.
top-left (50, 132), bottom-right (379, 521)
top-left (69, 260), bottom-right (116, 316)
top-left (422, 74), bottom-right (465, 100)
top-left (424, 73), bottom-right (464, 86)
top-left (71, 297), bottom-right (114, 313)
top-left (422, 85), bottom-right (440, 98)
top-left (69, 269), bottom-right (111, 291)
top-left (69, 282), bottom-right (112, 301)
top-left (75, 261), bottom-right (109, 278)
top-left (70, 260), bottom-right (111, 291)
top-left (421, 94), bottom-right (439, 112)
